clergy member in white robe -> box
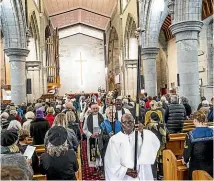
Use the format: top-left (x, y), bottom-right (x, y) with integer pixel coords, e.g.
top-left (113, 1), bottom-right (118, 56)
top-left (104, 113), bottom-right (160, 180)
top-left (115, 99), bottom-right (132, 122)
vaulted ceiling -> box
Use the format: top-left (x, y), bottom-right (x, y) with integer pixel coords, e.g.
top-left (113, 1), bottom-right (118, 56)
top-left (44, 0), bottom-right (117, 30)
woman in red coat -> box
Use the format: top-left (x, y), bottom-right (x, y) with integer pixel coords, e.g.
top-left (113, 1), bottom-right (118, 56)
top-left (145, 96), bottom-right (153, 109)
top-left (45, 107), bottom-right (55, 127)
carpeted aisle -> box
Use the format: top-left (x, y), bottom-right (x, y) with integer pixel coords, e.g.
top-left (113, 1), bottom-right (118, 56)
top-left (81, 140), bottom-right (104, 180)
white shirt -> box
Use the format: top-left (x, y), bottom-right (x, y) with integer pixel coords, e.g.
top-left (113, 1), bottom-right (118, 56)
top-left (117, 108), bottom-right (132, 122)
top-left (83, 114), bottom-right (99, 138)
top-left (104, 130), bottom-right (160, 181)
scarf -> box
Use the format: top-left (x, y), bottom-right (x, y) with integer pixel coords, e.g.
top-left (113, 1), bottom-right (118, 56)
top-left (87, 113), bottom-right (104, 134)
top-left (115, 108), bottom-right (125, 120)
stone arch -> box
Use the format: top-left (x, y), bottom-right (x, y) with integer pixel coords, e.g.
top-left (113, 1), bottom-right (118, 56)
top-left (28, 11), bottom-right (40, 60)
top-left (140, 0), bottom-right (168, 96)
top-left (157, 29), bottom-right (168, 95)
top-left (45, 25), bottom-right (51, 40)
top-left (207, 19), bottom-right (213, 85)
top-left (141, 0), bottom-right (168, 48)
top-left (29, 11), bottom-right (39, 39)
top-left (124, 14), bottom-right (138, 98)
top-left (107, 27), bottom-right (120, 91)
top-left (0, 0), bottom-right (29, 104)
top-left (1, 0), bottom-right (28, 49)
top-left (124, 13), bottom-right (137, 60)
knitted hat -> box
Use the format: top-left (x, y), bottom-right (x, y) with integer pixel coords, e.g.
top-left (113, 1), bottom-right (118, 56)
top-left (36, 109), bottom-right (44, 118)
top-left (1, 130), bottom-right (19, 146)
top-left (150, 112), bottom-right (160, 122)
top-left (48, 126), bottom-right (68, 146)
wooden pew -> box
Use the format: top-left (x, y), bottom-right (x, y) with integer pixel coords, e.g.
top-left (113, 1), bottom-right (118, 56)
top-left (166, 133), bottom-right (186, 156)
top-left (75, 145), bottom-right (82, 181)
top-left (192, 170), bottom-right (213, 180)
top-left (183, 120), bottom-right (195, 133)
top-left (163, 149), bottom-right (188, 180)
top-left (33, 174), bottom-right (47, 180)
top-left (35, 145), bottom-right (45, 156)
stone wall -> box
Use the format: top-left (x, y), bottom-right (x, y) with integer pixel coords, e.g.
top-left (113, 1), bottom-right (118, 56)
top-left (59, 34), bottom-right (105, 95)
top-left (0, 38), bottom-right (11, 85)
top-left (0, 38), bottom-right (6, 86)
top-left (198, 16), bottom-right (213, 86)
top-left (167, 38), bottom-right (178, 89)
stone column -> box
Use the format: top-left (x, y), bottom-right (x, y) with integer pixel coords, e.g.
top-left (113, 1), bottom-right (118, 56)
top-left (26, 61), bottom-right (42, 103)
top-left (142, 48), bottom-right (159, 96)
top-left (170, 21), bottom-right (203, 110)
top-left (126, 63), bottom-right (137, 98)
top-left (5, 48), bottom-right (29, 105)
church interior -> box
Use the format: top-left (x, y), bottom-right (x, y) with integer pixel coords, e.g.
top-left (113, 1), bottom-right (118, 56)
top-left (0, 0), bottom-right (213, 180)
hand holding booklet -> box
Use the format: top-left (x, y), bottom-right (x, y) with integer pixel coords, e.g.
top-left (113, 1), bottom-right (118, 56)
top-left (23, 145), bottom-right (36, 159)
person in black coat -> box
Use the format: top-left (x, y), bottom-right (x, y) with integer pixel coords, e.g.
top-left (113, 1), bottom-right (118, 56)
top-left (165, 95), bottom-right (186, 133)
top-left (180, 96), bottom-right (192, 118)
top-left (183, 111), bottom-right (213, 179)
top-left (207, 97), bottom-right (213, 122)
top-left (30, 109), bottom-right (49, 145)
top-left (139, 100), bottom-right (146, 124)
top-left (197, 96), bottom-right (206, 110)
top-left (40, 126), bottom-right (79, 180)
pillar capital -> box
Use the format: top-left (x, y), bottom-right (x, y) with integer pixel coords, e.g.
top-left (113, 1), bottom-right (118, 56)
top-left (26, 61), bottom-right (42, 70)
top-left (170, 21), bottom-right (203, 40)
top-left (142, 47), bottom-right (159, 60)
top-left (141, 47), bottom-right (159, 55)
top-left (4, 48), bottom-right (29, 57)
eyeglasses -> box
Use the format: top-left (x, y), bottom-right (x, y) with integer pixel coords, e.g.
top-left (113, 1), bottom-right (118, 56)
top-left (121, 120), bottom-right (134, 125)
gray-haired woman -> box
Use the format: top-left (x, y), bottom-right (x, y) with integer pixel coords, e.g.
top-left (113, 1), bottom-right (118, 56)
top-left (40, 126), bottom-right (79, 180)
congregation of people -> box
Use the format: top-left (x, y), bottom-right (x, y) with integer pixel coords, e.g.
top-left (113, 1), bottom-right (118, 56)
top-left (0, 90), bottom-right (213, 180)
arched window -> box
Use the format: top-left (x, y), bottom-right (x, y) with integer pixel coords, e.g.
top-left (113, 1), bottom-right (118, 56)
top-left (28, 12), bottom-right (40, 61)
top-left (124, 14), bottom-right (137, 60)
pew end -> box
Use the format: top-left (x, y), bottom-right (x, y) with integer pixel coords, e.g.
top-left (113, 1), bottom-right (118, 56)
top-left (166, 133), bottom-right (186, 156)
top-left (163, 149), bottom-right (188, 180)
top-left (192, 170), bottom-right (213, 180)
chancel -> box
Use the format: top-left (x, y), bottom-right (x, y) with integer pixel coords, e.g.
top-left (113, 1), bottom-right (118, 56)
top-left (0, 0), bottom-right (213, 181)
